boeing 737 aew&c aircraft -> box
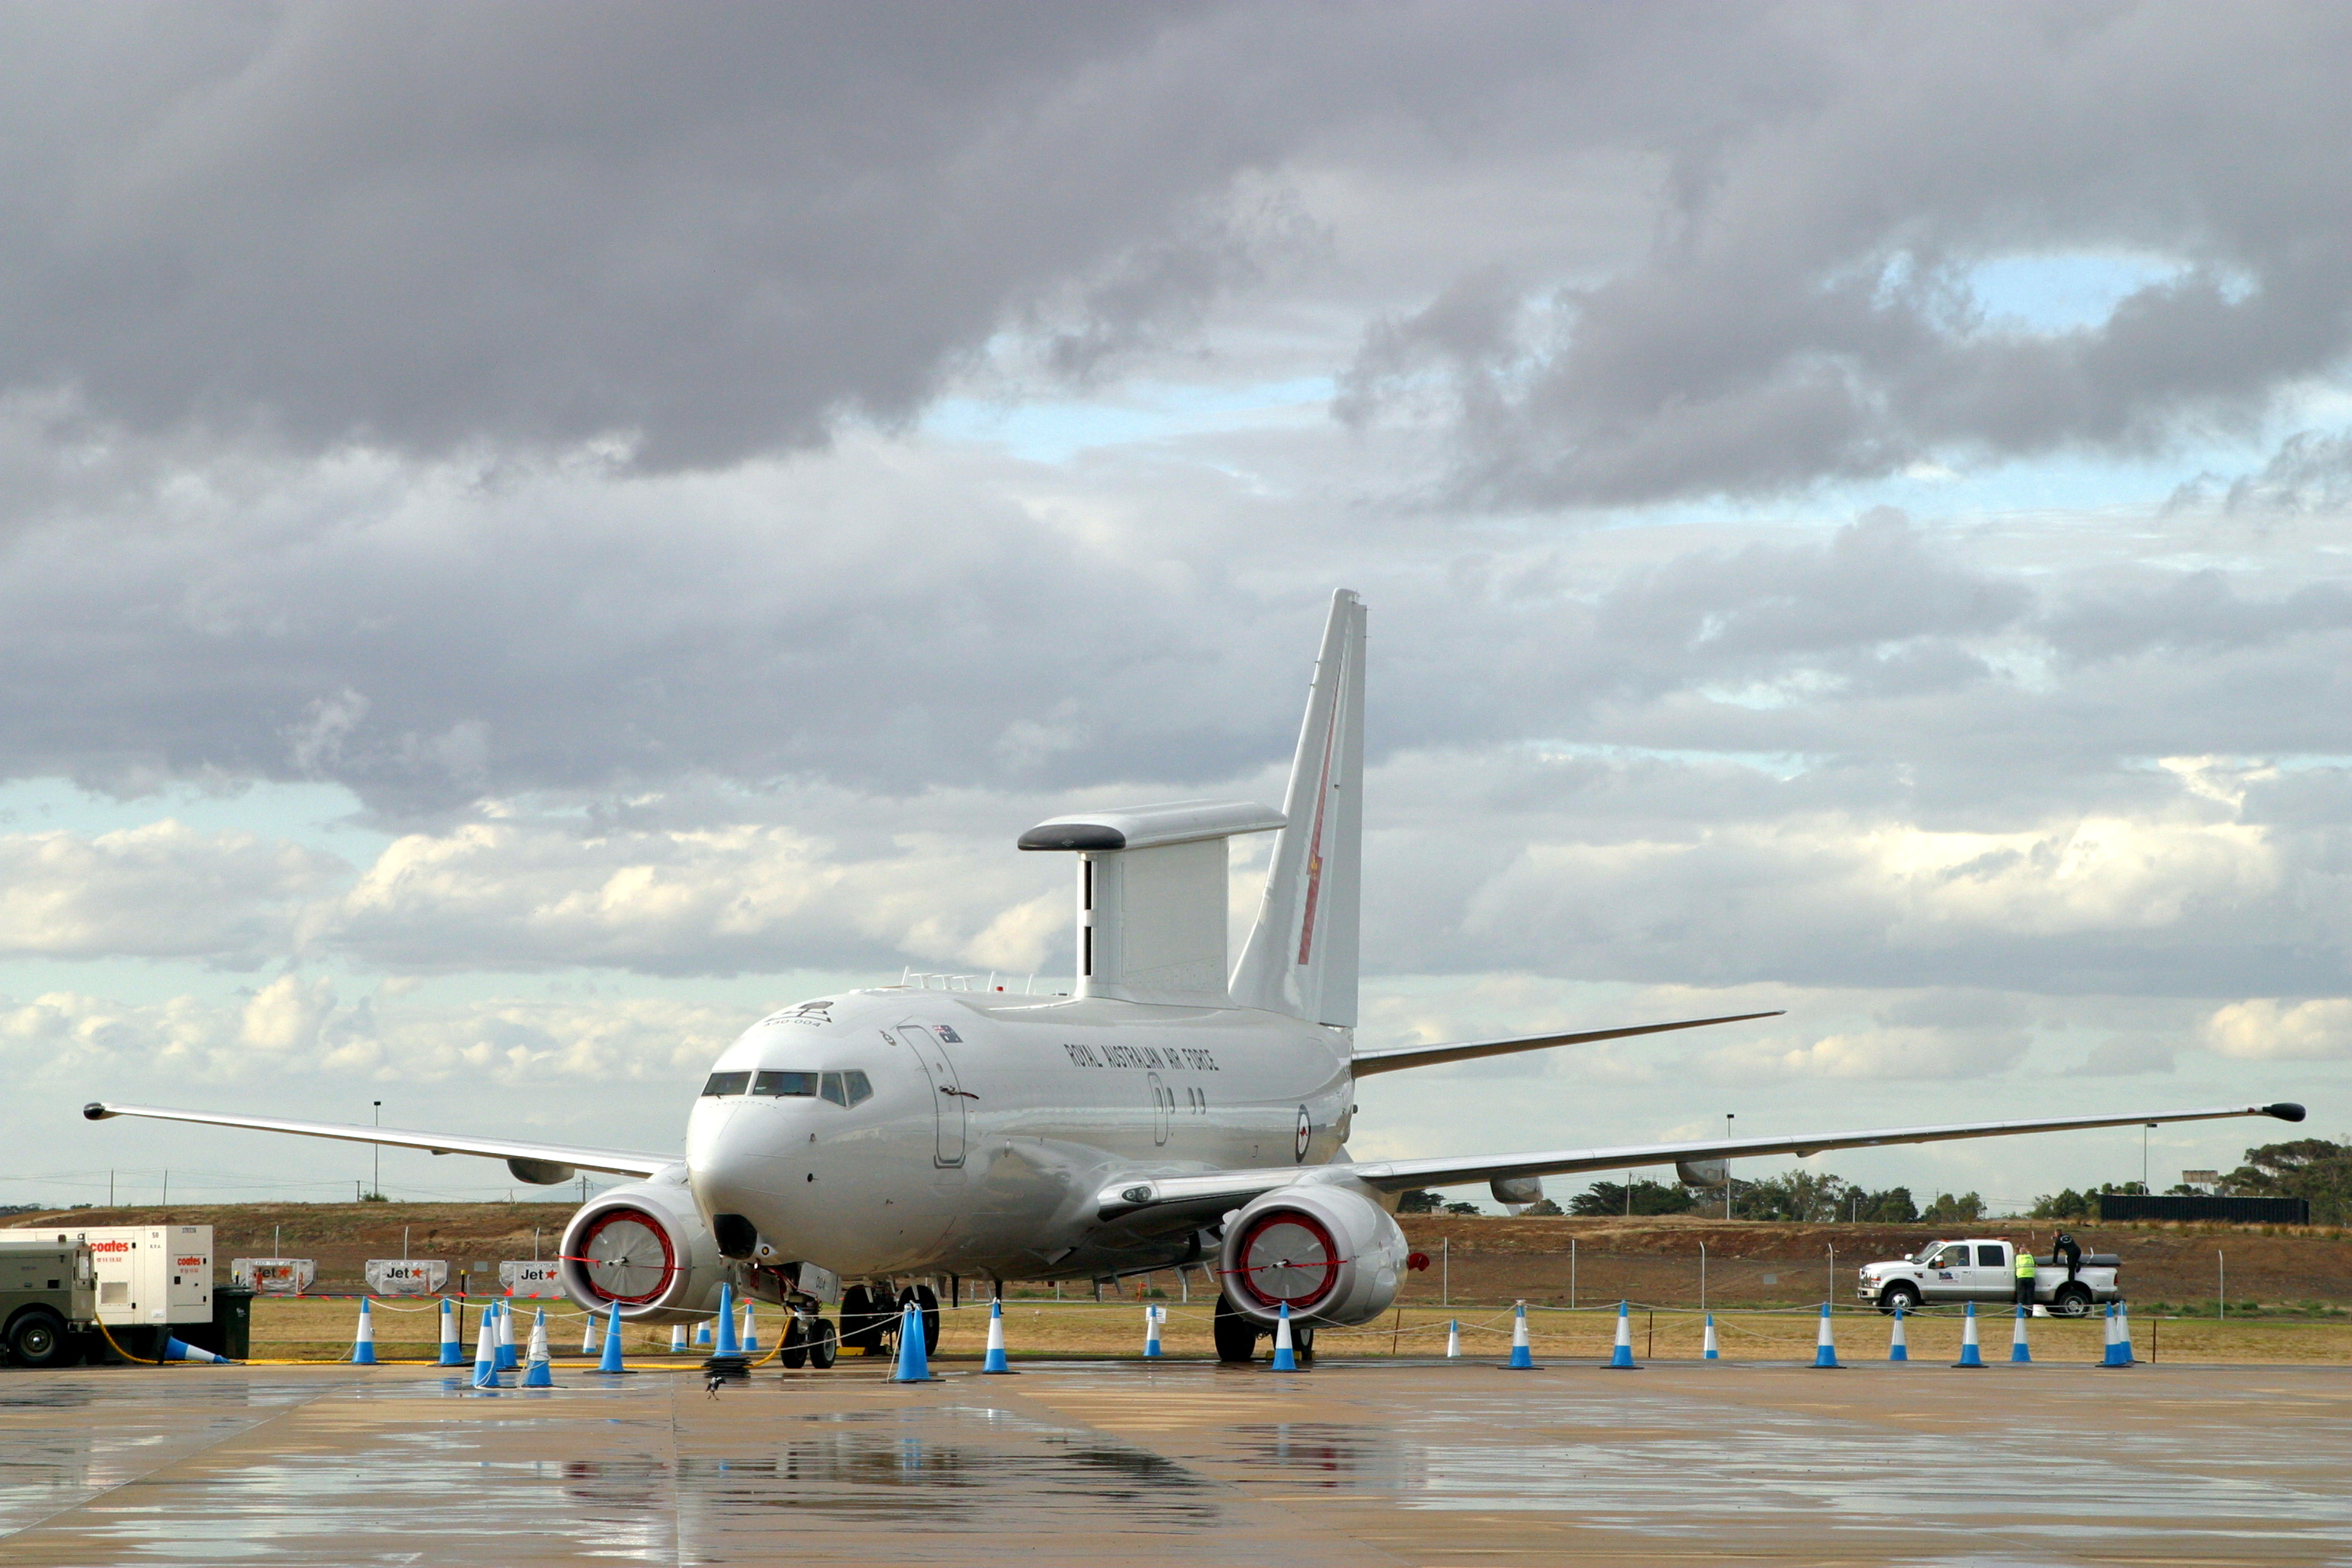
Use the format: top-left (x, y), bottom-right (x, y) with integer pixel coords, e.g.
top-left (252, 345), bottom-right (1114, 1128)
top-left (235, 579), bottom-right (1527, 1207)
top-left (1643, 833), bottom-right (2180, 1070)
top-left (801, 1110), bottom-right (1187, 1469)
top-left (84, 591), bottom-right (2304, 1363)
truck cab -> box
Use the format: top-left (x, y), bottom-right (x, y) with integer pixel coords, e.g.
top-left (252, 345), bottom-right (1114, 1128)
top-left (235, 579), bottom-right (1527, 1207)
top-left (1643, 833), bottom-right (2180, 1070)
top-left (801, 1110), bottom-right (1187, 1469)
top-left (1, 1233), bottom-right (99, 1367)
top-left (1858, 1237), bottom-right (2119, 1318)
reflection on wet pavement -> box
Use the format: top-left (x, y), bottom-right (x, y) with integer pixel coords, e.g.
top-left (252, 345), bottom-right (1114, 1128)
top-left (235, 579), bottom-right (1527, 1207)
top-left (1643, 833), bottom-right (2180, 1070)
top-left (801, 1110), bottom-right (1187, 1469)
top-left (0, 1361), bottom-right (2345, 1565)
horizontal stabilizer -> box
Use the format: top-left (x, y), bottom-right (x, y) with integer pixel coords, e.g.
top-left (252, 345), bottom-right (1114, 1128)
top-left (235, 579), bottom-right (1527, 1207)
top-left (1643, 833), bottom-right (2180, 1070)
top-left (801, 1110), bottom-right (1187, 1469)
top-left (1351, 1010), bottom-right (1783, 1076)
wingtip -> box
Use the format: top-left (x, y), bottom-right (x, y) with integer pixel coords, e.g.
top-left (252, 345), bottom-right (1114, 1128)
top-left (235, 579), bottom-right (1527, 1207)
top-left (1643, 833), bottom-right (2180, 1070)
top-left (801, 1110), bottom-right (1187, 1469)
top-left (82, 1102), bottom-right (112, 1121)
top-left (2265, 1101), bottom-right (2307, 1122)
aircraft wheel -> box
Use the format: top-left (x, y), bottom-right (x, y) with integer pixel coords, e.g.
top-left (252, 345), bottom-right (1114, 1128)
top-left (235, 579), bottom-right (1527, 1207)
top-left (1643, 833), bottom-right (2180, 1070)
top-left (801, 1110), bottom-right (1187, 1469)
top-left (838, 1285), bottom-right (880, 1351)
top-left (779, 1313), bottom-right (808, 1369)
top-left (807, 1318), bottom-right (838, 1369)
top-left (1294, 1324), bottom-right (1315, 1363)
top-left (899, 1284), bottom-right (941, 1354)
top-left (1211, 1292), bottom-right (1259, 1364)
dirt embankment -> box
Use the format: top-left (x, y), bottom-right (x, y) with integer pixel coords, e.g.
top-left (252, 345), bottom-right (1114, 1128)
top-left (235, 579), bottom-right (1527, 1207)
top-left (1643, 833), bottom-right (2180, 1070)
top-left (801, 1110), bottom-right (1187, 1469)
top-left (8, 1204), bottom-right (2345, 1308)
top-left (1391, 1214), bottom-right (2352, 1308)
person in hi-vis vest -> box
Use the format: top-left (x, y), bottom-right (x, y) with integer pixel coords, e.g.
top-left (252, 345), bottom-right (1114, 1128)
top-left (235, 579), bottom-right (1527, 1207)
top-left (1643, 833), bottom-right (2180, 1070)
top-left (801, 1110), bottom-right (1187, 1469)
top-left (2013, 1244), bottom-right (2038, 1306)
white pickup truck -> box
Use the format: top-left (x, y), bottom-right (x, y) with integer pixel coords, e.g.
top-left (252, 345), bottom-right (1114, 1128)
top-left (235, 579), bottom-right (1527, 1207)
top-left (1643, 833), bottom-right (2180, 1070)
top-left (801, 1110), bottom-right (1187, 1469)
top-left (1857, 1239), bottom-right (2121, 1318)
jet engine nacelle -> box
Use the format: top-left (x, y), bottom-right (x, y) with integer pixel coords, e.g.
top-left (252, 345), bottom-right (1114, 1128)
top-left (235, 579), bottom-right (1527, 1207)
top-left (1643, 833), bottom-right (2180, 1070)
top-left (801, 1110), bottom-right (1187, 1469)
top-left (556, 1165), bottom-right (735, 1325)
top-left (1217, 1183), bottom-right (1407, 1327)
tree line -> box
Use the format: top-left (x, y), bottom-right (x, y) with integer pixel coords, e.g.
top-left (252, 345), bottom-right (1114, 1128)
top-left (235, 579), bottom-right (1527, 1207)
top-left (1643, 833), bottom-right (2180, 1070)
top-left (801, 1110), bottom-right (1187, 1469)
top-left (2031, 1138), bottom-right (2350, 1223)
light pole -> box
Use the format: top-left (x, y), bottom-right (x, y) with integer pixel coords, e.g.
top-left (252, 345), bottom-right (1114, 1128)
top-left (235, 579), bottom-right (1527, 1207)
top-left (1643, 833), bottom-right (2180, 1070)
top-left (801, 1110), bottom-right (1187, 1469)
top-left (1724, 1114), bottom-right (1735, 1220)
top-left (2144, 1122), bottom-right (2155, 1193)
top-left (372, 1101), bottom-right (383, 1200)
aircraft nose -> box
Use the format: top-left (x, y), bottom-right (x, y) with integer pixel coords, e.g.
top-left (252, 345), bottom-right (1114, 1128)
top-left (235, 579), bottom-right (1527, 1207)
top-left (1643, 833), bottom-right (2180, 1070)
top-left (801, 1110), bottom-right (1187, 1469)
top-left (687, 1096), bottom-right (789, 1220)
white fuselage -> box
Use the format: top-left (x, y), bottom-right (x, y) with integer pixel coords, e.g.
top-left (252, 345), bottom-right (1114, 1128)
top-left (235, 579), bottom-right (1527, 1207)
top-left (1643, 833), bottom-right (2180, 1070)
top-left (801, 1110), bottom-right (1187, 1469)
top-left (686, 988), bottom-right (1356, 1282)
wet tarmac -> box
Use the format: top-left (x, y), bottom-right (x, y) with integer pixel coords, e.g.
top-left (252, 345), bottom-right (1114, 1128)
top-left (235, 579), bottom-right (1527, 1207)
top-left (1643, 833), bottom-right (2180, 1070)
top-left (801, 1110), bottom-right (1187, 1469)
top-left (2, 1357), bottom-right (2346, 1566)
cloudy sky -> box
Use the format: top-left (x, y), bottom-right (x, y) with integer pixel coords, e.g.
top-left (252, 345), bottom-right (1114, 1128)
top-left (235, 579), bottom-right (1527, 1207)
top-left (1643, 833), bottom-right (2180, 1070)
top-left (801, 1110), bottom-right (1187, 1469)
top-left (4, 2), bottom-right (2346, 1213)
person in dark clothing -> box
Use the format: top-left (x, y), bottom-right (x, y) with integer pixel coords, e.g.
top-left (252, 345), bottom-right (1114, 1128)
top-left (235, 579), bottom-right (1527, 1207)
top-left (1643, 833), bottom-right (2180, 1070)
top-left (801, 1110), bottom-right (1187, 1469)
top-left (2052, 1233), bottom-right (2082, 1281)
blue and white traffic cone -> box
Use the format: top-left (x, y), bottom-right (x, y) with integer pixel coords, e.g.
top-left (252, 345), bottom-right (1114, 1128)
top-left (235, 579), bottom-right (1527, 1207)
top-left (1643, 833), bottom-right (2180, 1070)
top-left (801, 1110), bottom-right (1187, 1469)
top-left (1953, 1301), bottom-right (1984, 1367)
top-left (351, 1297), bottom-right (378, 1365)
top-left (695, 1318), bottom-right (713, 1347)
top-left (1609, 1300), bottom-right (1638, 1368)
top-left (1144, 1305), bottom-right (1164, 1357)
top-left (2098, 1302), bottom-right (2120, 1366)
top-left (598, 1301), bottom-right (626, 1373)
top-left (495, 1302), bottom-right (518, 1370)
top-left (740, 1302), bottom-right (759, 1354)
top-left (891, 1302), bottom-right (936, 1382)
top-left (2010, 1304), bottom-right (2032, 1364)
top-left (670, 1322), bottom-right (687, 1354)
top-left (1270, 1302), bottom-right (1299, 1371)
top-left (1889, 1304), bottom-right (1909, 1362)
top-left (1506, 1302), bottom-right (1534, 1369)
top-left (982, 1298), bottom-right (1011, 1374)
top-left (2115, 1302), bottom-right (2135, 1366)
top-left (714, 1283), bottom-right (739, 1357)
top-left (470, 1312), bottom-right (501, 1389)
top-left (1703, 1312), bottom-right (1720, 1360)
top-left (523, 1308), bottom-right (553, 1387)
top-left (438, 1298), bottom-right (464, 1366)
top-left (581, 1309), bottom-right (600, 1356)
top-left (1446, 1319), bottom-right (1461, 1358)
top-left (160, 1335), bottom-right (230, 1363)
top-left (1812, 1303), bottom-right (1841, 1368)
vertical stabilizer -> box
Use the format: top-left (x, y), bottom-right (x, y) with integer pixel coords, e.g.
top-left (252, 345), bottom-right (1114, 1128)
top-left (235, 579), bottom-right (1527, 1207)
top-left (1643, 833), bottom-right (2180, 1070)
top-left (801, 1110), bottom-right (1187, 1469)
top-left (1231, 590), bottom-right (1365, 1027)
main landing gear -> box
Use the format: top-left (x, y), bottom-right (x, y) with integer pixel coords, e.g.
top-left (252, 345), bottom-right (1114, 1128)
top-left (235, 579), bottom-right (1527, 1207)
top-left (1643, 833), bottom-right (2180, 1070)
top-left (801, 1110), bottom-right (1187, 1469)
top-left (1212, 1291), bottom-right (1313, 1364)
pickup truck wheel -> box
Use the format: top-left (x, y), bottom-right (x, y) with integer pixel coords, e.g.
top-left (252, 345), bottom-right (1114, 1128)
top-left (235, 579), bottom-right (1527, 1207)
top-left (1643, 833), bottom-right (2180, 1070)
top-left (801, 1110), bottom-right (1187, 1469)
top-left (2050, 1284), bottom-right (2093, 1318)
top-left (7, 1309), bottom-right (70, 1368)
top-left (1878, 1282), bottom-right (1921, 1315)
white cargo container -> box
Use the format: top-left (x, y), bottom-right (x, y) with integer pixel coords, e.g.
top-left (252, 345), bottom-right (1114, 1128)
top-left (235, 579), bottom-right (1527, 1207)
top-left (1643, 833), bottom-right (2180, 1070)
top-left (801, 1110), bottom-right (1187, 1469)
top-left (498, 1261), bottom-right (564, 1298)
top-left (74, 1225), bottom-right (214, 1328)
top-left (230, 1257), bottom-right (317, 1295)
top-left (364, 1259), bottom-right (449, 1295)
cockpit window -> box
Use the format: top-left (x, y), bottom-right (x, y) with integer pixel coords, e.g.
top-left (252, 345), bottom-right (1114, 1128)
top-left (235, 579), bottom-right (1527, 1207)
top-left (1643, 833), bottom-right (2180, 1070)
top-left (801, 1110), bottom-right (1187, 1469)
top-left (818, 1071), bottom-right (875, 1106)
top-left (751, 1070), bottom-right (817, 1097)
top-left (700, 1071), bottom-right (751, 1097)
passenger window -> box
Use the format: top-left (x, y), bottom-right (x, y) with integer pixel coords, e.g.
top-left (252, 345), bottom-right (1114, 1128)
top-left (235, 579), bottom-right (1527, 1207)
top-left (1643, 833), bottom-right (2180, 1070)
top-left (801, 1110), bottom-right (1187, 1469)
top-left (1933, 1246), bottom-right (1967, 1269)
top-left (701, 1071), bottom-right (752, 1097)
top-left (843, 1070), bottom-right (873, 1106)
top-left (820, 1073), bottom-right (848, 1106)
top-left (1977, 1246), bottom-right (2004, 1267)
top-left (750, 1071), bottom-right (816, 1096)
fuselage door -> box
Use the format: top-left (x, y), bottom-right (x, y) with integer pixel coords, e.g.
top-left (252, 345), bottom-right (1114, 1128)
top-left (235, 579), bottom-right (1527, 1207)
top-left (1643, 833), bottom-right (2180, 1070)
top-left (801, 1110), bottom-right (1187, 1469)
top-left (900, 1024), bottom-right (968, 1168)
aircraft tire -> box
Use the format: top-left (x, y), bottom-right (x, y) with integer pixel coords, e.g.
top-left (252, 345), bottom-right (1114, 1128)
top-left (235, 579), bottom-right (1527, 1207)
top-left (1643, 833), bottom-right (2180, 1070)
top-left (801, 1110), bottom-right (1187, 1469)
top-left (807, 1318), bottom-right (838, 1369)
top-left (1211, 1292), bottom-right (1259, 1364)
top-left (779, 1313), bottom-right (808, 1369)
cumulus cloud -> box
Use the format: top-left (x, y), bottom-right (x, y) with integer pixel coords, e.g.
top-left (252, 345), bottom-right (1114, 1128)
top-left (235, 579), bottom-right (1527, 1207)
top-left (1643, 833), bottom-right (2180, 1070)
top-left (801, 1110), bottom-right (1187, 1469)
top-left (322, 813), bottom-right (1066, 977)
top-left (2, 978), bottom-right (744, 1088)
top-left (0, 820), bottom-right (345, 964)
top-left (2203, 998), bottom-right (2352, 1060)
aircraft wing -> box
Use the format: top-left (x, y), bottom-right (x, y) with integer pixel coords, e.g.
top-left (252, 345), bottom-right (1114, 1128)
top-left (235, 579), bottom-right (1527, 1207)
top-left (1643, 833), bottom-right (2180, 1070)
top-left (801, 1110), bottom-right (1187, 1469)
top-left (1092, 1099), bottom-right (2305, 1220)
top-left (1351, 1010), bottom-right (1783, 1076)
top-left (83, 1102), bottom-right (676, 1180)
